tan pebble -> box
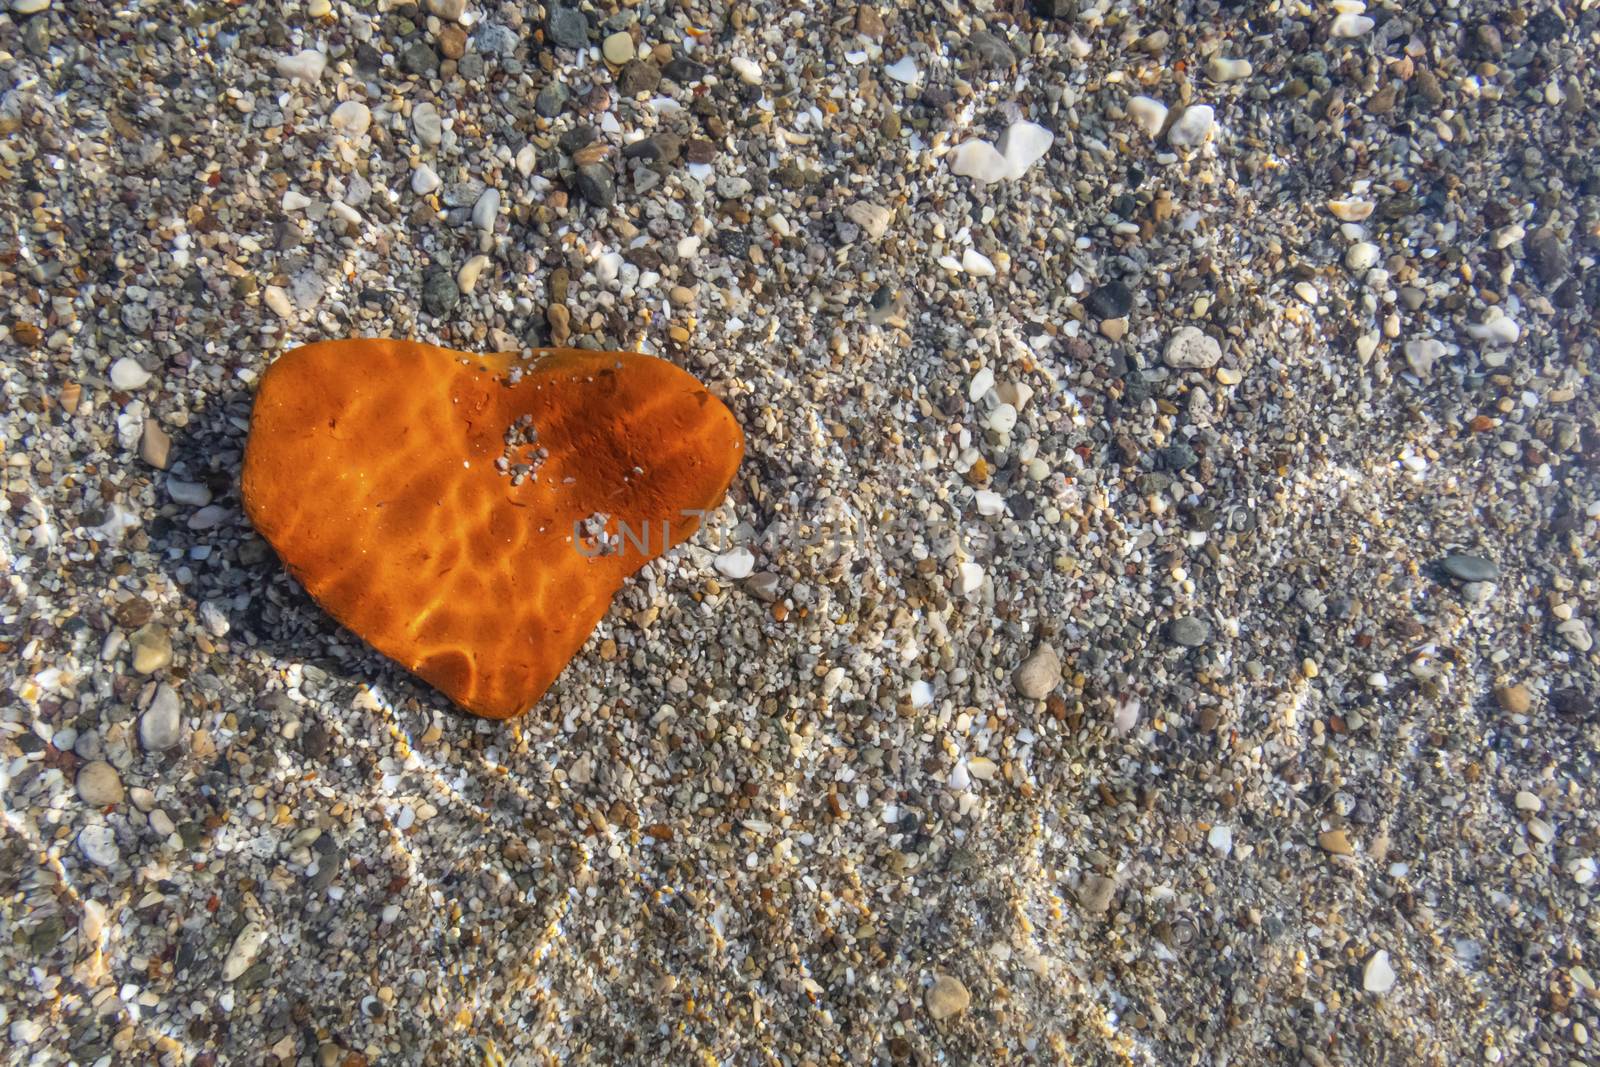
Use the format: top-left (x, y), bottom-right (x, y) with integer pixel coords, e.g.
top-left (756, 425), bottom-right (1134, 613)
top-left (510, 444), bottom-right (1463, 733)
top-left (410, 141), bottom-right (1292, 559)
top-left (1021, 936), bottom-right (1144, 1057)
top-left (925, 974), bottom-right (971, 1020)
top-left (140, 421), bottom-right (173, 469)
top-left (1099, 316), bottom-right (1128, 340)
top-left (1318, 829), bottom-right (1355, 855)
top-left (1494, 684), bottom-right (1531, 715)
top-left (547, 303), bottom-right (571, 343)
top-left (77, 761), bottom-right (125, 807)
top-left (130, 623), bottom-right (173, 674)
top-left (602, 31), bottom-right (636, 65)
top-left (457, 254), bottom-right (490, 294)
top-left (669, 285), bottom-right (696, 307)
top-left (1215, 367), bottom-right (1242, 385)
top-left (59, 382), bottom-right (83, 414)
top-left (1327, 197), bottom-right (1375, 222)
top-left (668, 325), bottom-right (690, 343)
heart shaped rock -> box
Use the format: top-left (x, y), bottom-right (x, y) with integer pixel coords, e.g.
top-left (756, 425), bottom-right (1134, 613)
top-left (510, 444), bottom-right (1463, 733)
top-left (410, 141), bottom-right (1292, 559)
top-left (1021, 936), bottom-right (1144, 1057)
top-left (242, 339), bottom-right (744, 719)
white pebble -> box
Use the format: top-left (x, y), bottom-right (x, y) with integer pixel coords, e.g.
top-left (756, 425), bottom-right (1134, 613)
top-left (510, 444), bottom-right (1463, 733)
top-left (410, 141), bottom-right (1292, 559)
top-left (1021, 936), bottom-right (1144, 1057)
top-left (1331, 13), bottom-right (1375, 37)
top-left (139, 684), bottom-right (183, 751)
top-left (730, 57), bottom-right (762, 85)
top-left (968, 367), bottom-right (995, 403)
top-left (472, 188), bottom-right (500, 231)
top-left (1126, 95), bottom-right (1169, 137)
top-left (844, 201), bottom-right (893, 241)
top-left (1363, 950), bottom-right (1396, 993)
top-left (412, 102), bottom-right (442, 147)
top-left (962, 249), bottom-right (996, 277)
top-left (1166, 104), bottom-right (1215, 147)
top-left (1208, 824), bottom-right (1234, 856)
top-left (1346, 242), bottom-right (1380, 272)
top-left (1466, 312), bottom-right (1519, 346)
top-left (281, 190), bottom-right (311, 211)
top-left (948, 140), bottom-right (1011, 184)
top-left (956, 561), bottom-right (984, 595)
top-left (78, 825), bottom-right (119, 868)
top-left (1328, 197), bottom-right (1375, 222)
top-left (516, 144), bottom-right (537, 177)
top-left (109, 357), bottom-right (152, 391)
top-left (1404, 338), bottom-right (1445, 378)
top-left (984, 403), bottom-right (1017, 434)
top-left (275, 49), bottom-right (327, 83)
top-left (412, 164), bottom-right (441, 195)
top-left (884, 56), bottom-right (920, 84)
top-left (1207, 56), bottom-right (1253, 83)
top-left (973, 490), bottom-right (1005, 516)
top-left (264, 285), bottom-right (294, 319)
top-left (222, 924), bottom-right (268, 982)
top-left (715, 547), bottom-right (755, 579)
top-left (1164, 326), bottom-right (1222, 369)
top-left (168, 480), bottom-right (212, 507)
top-left (330, 100), bottom-right (372, 137)
top-left (997, 120), bottom-right (1053, 178)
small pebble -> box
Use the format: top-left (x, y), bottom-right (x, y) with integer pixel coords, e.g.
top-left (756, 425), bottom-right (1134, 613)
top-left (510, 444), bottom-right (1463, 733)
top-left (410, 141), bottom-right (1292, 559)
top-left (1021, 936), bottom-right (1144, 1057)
top-left (1440, 554), bottom-right (1499, 582)
top-left (602, 31), bottom-right (635, 65)
top-left (130, 623), bottom-right (173, 673)
top-left (1166, 104), bottom-right (1214, 147)
top-left (925, 974), bottom-right (970, 1021)
top-left (1164, 326), bottom-right (1221, 369)
top-left (109, 357), bottom-right (152, 391)
top-left (1363, 950), bottom-right (1396, 993)
top-left (77, 761), bottom-right (125, 807)
top-left (139, 683), bottom-right (183, 750)
top-left (1013, 645), bottom-right (1062, 699)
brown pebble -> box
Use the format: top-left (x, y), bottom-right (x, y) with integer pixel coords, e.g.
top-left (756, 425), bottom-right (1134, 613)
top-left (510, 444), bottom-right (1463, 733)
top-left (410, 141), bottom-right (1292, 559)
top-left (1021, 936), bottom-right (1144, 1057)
top-left (140, 421), bottom-right (173, 469)
top-left (1494, 684), bottom-right (1531, 715)
top-left (438, 25), bottom-right (467, 59)
top-left (547, 303), bottom-right (571, 344)
top-left (1318, 829), bottom-right (1355, 855)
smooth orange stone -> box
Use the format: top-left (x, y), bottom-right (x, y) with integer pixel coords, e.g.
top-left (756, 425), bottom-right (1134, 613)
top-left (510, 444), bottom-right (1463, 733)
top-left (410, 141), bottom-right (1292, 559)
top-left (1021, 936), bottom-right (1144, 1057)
top-left (241, 339), bottom-right (744, 719)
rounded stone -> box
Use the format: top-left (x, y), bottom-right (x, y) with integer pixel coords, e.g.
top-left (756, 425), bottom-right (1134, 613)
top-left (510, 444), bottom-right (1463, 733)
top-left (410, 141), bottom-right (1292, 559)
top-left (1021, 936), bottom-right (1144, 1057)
top-left (1163, 326), bottom-right (1222, 369)
top-left (926, 974), bottom-right (971, 1020)
top-left (602, 31), bottom-right (635, 65)
top-left (1084, 281), bottom-right (1133, 320)
top-left (1167, 617), bottom-right (1211, 648)
top-left (129, 623), bottom-right (173, 674)
top-left (139, 684), bottom-right (183, 751)
top-left (77, 825), bottom-right (119, 867)
top-left (1013, 645), bottom-right (1062, 699)
top-left (1440, 554), bottom-right (1499, 582)
top-left (77, 761), bottom-right (125, 807)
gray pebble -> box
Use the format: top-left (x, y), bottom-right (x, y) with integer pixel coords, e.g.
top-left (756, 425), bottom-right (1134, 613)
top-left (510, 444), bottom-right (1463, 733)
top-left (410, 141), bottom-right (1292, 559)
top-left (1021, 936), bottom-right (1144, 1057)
top-left (535, 83), bottom-right (570, 118)
top-left (1167, 617), bottom-right (1211, 648)
top-left (545, 4), bottom-right (589, 49)
top-left (421, 268), bottom-right (460, 316)
top-left (140, 683), bottom-right (183, 750)
top-left (78, 825), bottom-right (120, 867)
top-left (1440, 554), bottom-right (1500, 582)
top-left (400, 41), bottom-right (439, 77)
top-left (576, 164), bottom-right (616, 208)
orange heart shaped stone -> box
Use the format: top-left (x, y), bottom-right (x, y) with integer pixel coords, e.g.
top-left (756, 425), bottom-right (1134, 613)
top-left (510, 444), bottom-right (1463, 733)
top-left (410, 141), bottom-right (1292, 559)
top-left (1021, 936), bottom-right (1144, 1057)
top-left (241, 339), bottom-right (744, 719)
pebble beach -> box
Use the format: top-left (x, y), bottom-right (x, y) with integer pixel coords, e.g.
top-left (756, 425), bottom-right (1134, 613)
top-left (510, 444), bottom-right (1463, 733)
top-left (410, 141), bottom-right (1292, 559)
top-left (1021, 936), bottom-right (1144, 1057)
top-left (2, 0), bottom-right (1598, 1063)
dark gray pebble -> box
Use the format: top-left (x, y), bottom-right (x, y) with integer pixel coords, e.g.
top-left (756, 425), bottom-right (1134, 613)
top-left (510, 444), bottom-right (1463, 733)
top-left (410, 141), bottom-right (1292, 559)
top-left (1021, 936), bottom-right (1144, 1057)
top-left (1440, 554), bottom-right (1499, 582)
top-left (421, 268), bottom-right (459, 316)
top-left (1167, 617), bottom-right (1211, 647)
